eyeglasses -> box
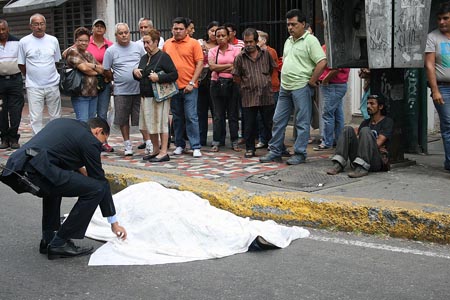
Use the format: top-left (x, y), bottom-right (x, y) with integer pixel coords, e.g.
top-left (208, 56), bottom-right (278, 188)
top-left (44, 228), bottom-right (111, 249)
top-left (31, 22), bottom-right (46, 27)
top-left (117, 31), bottom-right (129, 35)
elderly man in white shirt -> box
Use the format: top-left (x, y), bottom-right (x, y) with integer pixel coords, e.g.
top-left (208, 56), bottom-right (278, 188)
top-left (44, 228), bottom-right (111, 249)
top-left (18, 13), bottom-right (61, 135)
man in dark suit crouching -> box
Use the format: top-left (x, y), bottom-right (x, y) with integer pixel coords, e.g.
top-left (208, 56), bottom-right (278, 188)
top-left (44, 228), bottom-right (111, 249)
top-left (0, 117), bottom-right (127, 260)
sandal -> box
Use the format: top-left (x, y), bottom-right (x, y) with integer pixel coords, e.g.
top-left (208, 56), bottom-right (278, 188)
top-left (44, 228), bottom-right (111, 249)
top-left (313, 144), bottom-right (332, 151)
top-left (231, 143), bottom-right (242, 152)
top-left (244, 150), bottom-right (255, 158)
top-left (210, 145), bottom-right (219, 152)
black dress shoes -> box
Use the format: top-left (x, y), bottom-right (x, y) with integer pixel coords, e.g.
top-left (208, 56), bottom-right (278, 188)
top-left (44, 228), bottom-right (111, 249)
top-left (47, 240), bottom-right (94, 260)
top-left (148, 154), bottom-right (170, 162)
top-left (39, 239), bottom-right (49, 254)
top-left (143, 152), bottom-right (159, 161)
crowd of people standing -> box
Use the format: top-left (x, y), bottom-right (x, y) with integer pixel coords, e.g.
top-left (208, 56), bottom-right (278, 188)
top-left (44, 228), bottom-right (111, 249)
top-left (6, 7), bottom-right (446, 178)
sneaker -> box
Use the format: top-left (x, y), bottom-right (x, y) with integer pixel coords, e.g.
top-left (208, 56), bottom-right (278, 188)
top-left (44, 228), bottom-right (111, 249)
top-left (326, 162), bottom-right (343, 175)
top-left (124, 142), bottom-right (133, 156)
top-left (348, 166), bottom-right (369, 178)
top-left (193, 149), bottom-right (202, 157)
top-left (173, 146), bottom-right (185, 155)
top-left (144, 141), bottom-right (154, 155)
top-left (286, 154), bottom-right (306, 165)
top-left (259, 152), bottom-right (282, 163)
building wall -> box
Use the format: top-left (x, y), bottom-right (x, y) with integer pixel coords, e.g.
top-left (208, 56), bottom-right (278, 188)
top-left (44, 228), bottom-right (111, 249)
top-left (0, 0), bottom-right (95, 50)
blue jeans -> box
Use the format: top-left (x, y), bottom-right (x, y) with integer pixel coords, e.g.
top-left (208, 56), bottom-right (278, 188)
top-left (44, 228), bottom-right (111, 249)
top-left (71, 96), bottom-right (98, 122)
top-left (170, 88), bottom-right (201, 149)
top-left (320, 83), bottom-right (347, 147)
top-left (97, 83), bottom-right (111, 121)
top-left (269, 85), bottom-right (314, 157)
top-left (435, 85), bottom-right (450, 170)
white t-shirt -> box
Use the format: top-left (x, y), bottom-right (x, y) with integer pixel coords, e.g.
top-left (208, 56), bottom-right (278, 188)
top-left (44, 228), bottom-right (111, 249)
top-left (103, 41), bottom-right (145, 95)
top-left (18, 33), bottom-right (61, 88)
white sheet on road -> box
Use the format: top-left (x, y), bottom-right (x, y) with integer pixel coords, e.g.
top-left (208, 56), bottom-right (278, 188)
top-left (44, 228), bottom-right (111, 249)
top-left (85, 182), bottom-right (309, 266)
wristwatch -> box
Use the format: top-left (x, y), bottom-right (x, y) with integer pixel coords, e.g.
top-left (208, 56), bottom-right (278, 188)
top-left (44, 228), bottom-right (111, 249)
top-left (188, 81), bottom-right (195, 86)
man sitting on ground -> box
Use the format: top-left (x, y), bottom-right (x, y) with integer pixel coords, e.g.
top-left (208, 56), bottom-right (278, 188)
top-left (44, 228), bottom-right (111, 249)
top-left (326, 94), bottom-right (393, 178)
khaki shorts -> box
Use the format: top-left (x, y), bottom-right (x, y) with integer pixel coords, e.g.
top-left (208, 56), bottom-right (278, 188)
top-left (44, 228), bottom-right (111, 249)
top-left (139, 97), bottom-right (170, 134)
top-left (113, 95), bottom-right (140, 126)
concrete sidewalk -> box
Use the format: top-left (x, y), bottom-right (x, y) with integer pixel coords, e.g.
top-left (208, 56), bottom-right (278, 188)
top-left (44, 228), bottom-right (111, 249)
top-left (2, 104), bottom-right (450, 243)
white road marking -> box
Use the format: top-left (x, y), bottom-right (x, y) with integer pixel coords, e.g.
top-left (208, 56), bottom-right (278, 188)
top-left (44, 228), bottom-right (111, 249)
top-left (308, 236), bottom-right (450, 260)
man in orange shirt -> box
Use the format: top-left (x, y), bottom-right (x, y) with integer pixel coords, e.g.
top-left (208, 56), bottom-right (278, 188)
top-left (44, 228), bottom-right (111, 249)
top-left (163, 17), bottom-right (204, 157)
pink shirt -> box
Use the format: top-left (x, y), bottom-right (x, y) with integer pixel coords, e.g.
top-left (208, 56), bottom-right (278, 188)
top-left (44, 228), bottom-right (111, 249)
top-left (319, 44), bottom-right (350, 83)
top-left (208, 44), bottom-right (241, 81)
top-left (87, 36), bottom-right (113, 64)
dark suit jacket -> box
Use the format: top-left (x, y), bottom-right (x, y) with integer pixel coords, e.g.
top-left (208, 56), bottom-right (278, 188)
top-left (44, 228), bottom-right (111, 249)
top-left (1, 118), bottom-right (115, 217)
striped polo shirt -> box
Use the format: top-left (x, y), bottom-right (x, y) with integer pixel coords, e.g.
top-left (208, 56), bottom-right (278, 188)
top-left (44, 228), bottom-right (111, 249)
top-left (233, 47), bottom-right (277, 108)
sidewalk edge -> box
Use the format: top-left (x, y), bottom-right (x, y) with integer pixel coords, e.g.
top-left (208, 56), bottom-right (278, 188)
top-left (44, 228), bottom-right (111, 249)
top-left (104, 165), bottom-right (450, 244)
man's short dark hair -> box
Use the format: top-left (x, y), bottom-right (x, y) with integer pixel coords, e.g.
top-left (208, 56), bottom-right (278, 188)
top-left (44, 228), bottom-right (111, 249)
top-left (87, 117), bottom-right (110, 136)
top-left (223, 22), bottom-right (237, 32)
top-left (185, 17), bottom-right (194, 26)
top-left (368, 94), bottom-right (387, 116)
top-left (286, 9), bottom-right (306, 23)
top-left (438, 2), bottom-right (450, 15)
top-left (215, 26), bottom-right (229, 36)
top-left (242, 28), bottom-right (258, 42)
top-left (172, 17), bottom-right (187, 28)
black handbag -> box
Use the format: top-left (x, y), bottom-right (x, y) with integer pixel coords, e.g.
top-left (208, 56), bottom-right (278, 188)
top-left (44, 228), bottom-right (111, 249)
top-left (96, 74), bottom-right (107, 92)
top-left (59, 59), bottom-right (83, 96)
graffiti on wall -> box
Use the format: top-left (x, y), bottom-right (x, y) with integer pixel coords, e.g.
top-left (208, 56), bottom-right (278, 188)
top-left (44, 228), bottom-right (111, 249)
top-left (394, 0), bottom-right (431, 67)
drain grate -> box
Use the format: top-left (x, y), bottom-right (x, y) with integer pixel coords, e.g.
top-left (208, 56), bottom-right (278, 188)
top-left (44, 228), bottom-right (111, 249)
top-left (245, 168), bottom-right (357, 192)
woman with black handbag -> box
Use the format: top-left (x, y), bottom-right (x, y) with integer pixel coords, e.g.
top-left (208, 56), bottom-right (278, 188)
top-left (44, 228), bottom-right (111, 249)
top-left (208, 26), bottom-right (241, 153)
top-left (65, 27), bottom-right (104, 122)
top-left (133, 29), bottom-right (178, 162)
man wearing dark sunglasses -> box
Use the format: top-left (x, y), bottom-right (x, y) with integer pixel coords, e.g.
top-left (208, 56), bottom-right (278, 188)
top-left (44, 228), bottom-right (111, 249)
top-left (0, 117), bottom-right (127, 260)
top-left (326, 94), bottom-right (393, 178)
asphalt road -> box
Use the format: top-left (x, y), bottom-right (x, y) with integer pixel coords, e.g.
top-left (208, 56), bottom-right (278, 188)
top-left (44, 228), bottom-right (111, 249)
top-left (1, 184), bottom-right (449, 300)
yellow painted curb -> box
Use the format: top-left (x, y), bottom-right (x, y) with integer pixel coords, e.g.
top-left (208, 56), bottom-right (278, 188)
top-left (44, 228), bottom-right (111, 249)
top-left (104, 165), bottom-right (450, 244)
